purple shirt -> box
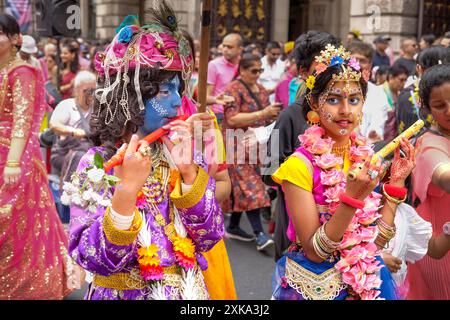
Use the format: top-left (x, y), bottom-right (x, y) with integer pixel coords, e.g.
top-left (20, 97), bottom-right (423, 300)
top-left (207, 56), bottom-right (238, 114)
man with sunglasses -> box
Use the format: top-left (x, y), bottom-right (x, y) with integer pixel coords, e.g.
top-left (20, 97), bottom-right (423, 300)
top-left (259, 41), bottom-right (285, 103)
top-left (49, 71), bottom-right (96, 222)
top-left (393, 37), bottom-right (419, 76)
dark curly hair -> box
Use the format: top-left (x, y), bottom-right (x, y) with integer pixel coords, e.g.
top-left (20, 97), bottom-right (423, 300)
top-left (293, 31), bottom-right (340, 70)
top-left (90, 67), bottom-right (184, 160)
top-left (302, 65), bottom-right (369, 122)
top-left (419, 63), bottom-right (450, 127)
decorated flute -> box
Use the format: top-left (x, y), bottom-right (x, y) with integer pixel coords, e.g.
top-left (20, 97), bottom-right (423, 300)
top-left (103, 114), bottom-right (189, 172)
top-left (371, 119), bottom-right (424, 164)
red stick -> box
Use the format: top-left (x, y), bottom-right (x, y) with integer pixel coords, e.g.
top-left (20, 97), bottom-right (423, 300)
top-left (103, 114), bottom-right (189, 172)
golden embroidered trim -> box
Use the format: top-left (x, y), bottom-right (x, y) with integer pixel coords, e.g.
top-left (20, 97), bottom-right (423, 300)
top-left (93, 265), bottom-right (179, 290)
top-left (103, 207), bottom-right (143, 246)
top-left (285, 257), bottom-right (347, 300)
top-left (0, 204), bottom-right (12, 215)
top-left (170, 166), bottom-right (209, 209)
top-left (0, 136), bottom-right (11, 147)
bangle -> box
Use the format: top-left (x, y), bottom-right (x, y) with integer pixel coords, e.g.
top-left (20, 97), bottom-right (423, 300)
top-left (6, 161), bottom-right (20, 168)
top-left (339, 192), bottom-right (365, 210)
top-left (255, 111), bottom-right (261, 121)
top-left (382, 184), bottom-right (406, 205)
top-left (383, 184), bottom-right (407, 199)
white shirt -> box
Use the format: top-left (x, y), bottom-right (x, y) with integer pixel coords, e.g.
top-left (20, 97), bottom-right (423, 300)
top-left (360, 82), bottom-right (390, 141)
top-left (259, 56), bottom-right (285, 102)
top-left (50, 98), bottom-right (90, 129)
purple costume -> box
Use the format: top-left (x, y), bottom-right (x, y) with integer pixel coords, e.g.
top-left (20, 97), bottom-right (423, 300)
top-left (68, 147), bottom-right (224, 300)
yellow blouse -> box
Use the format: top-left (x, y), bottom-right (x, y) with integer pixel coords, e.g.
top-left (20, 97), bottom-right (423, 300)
top-left (272, 152), bottom-right (352, 190)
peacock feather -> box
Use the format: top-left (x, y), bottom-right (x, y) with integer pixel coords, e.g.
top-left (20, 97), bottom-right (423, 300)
top-left (144, 0), bottom-right (179, 33)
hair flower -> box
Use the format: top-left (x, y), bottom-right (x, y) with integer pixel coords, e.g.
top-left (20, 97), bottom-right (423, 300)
top-left (118, 26), bottom-right (135, 44)
top-left (306, 75), bottom-right (316, 90)
top-left (315, 63), bottom-right (328, 75)
top-left (330, 56), bottom-right (344, 67)
top-left (349, 57), bottom-right (361, 71)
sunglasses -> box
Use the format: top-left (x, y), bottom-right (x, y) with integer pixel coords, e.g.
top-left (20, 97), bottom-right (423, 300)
top-left (249, 68), bottom-right (264, 75)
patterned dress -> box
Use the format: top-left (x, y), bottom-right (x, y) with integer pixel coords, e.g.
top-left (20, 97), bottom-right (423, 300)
top-left (221, 80), bottom-right (271, 213)
top-left (0, 59), bottom-right (73, 299)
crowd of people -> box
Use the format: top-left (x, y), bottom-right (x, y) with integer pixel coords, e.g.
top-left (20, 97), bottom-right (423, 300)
top-left (0, 0), bottom-right (449, 301)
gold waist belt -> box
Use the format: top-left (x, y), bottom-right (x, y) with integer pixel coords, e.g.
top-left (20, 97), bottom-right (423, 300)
top-left (93, 265), bottom-right (181, 291)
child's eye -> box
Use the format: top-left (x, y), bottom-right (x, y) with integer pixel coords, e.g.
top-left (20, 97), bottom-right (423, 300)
top-left (349, 98), bottom-right (361, 105)
top-left (327, 97), bottom-right (339, 105)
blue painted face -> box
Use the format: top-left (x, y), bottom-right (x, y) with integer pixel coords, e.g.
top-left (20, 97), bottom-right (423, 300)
top-left (140, 75), bottom-right (182, 135)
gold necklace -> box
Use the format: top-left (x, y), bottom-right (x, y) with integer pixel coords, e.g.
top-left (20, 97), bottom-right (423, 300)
top-left (0, 54), bottom-right (17, 71)
top-left (332, 141), bottom-right (351, 158)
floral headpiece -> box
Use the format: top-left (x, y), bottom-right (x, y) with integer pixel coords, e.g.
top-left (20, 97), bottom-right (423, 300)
top-left (94, 1), bottom-right (194, 125)
top-left (305, 44), bottom-right (368, 110)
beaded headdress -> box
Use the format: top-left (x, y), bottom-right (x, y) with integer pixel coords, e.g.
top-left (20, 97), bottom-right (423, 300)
top-left (305, 44), bottom-right (368, 109)
top-left (94, 0), bottom-right (194, 125)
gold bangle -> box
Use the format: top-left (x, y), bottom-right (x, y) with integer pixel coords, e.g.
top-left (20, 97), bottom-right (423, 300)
top-left (6, 161), bottom-right (20, 168)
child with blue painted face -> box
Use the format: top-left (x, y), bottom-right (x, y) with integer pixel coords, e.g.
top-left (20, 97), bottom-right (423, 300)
top-left (66, 1), bottom-right (224, 300)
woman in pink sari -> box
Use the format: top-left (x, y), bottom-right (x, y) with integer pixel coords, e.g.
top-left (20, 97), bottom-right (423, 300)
top-left (0, 14), bottom-right (73, 299)
top-left (407, 64), bottom-right (450, 300)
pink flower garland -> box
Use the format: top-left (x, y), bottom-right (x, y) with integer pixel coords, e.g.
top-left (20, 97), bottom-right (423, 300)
top-left (300, 126), bottom-right (384, 300)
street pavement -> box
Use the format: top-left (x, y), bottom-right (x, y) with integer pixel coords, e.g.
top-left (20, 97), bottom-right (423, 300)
top-left (65, 213), bottom-right (276, 300)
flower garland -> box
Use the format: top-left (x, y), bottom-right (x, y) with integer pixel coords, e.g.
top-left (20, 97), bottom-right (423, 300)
top-left (299, 125), bottom-right (384, 300)
top-left (136, 166), bottom-right (196, 281)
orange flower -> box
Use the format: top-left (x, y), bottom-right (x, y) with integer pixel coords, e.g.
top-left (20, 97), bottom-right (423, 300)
top-left (173, 235), bottom-right (195, 258)
top-left (169, 169), bottom-right (180, 193)
top-left (315, 63), bottom-right (327, 75)
top-left (138, 255), bottom-right (161, 267)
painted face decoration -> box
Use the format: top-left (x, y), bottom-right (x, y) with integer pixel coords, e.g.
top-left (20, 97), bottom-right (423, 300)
top-left (140, 75), bottom-right (182, 135)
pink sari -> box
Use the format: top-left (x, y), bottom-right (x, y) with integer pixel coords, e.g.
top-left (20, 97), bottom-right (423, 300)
top-left (0, 61), bottom-right (73, 299)
top-left (407, 132), bottom-right (450, 300)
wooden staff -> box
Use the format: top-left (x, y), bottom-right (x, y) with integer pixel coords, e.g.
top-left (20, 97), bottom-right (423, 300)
top-left (197, 0), bottom-right (212, 113)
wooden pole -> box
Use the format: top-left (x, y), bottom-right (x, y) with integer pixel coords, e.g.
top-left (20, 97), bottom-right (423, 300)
top-left (197, 0), bottom-right (212, 113)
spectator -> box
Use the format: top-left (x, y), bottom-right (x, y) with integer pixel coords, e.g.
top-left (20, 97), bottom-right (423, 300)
top-left (222, 53), bottom-right (282, 251)
top-left (207, 33), bottom-right (243, 123)
top-left (70, 39), bottom-right (90, 70)
top-left (347, 41), bottom-right (390, 143)
top-left (374, 65), bottom-right (390, 85)
top-left (396, 45), bottom-right (450, 136)
top-left (39, 42), bottom-right (57, 82)
top-left (346, 30), bottom-right (362, 46)
top-left (50, 71), bottom-right (95, 183)
top-left (17, 35), bottom-right (41, 71)
top-left (274, 53), bottom-right (300, 109)
top-left (259, 41), bottom-right (285, 102)
top-left (382, 64), bottom-right (409, 141)
top-left (59, 43), bottom-right (80, 100)
top-left (420, 34), bottom-right (436, 50)
top-left (393, 37), bottom-right (419, 76)
top-left (372, 35), bottom-right (392, 69)
top-left (441, 31), bottom-right (450, 48)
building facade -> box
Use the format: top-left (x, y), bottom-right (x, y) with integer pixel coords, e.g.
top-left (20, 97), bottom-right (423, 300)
top-left (0, 0), bottom-right (448, 52)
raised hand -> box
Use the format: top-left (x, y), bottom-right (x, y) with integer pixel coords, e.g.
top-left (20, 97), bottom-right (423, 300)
top-left (389, 137), bottom-right (416, 187)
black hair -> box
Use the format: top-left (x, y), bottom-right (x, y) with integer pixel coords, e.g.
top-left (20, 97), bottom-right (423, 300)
top-left (421, 34), bottom-right (436, 47)
top-left (293, 31), bottom-right (340, 70)
top-left (61, 43), bottom-right (80, 74)
top-left (417, 45), bottom-right (450, 70)
top-left (444, 31), bottom-right (450, 39)
top-left (301, 65), bottom-right (368, 122)
top-left (346, 41), bottom-right (375, 62)
top-left (0, 13), bottom-right (20, 49)
top-left (387, 64), bottom-right (409, 79)
top-left (375, 65), bottom-right (390, 76)
top-left (238, 53), bottom-right (261, 73)
top-left (266, 41), bottom-right (281, 50)
top-left (419, 64), bottom-right (450, 117)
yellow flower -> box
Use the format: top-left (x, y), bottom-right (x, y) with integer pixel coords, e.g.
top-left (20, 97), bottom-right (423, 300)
top-left (306, 76), bottom-right (316, 90)
top-left (138, 244), bottom-right (159, 258)
top-left (173, 235), bottom-right (195, 258)
top-left (138, 255), bottom-right (160, 267)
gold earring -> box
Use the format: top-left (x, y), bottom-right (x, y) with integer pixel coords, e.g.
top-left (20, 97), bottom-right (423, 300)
top-left (307, 110), bottom-right (321, 126)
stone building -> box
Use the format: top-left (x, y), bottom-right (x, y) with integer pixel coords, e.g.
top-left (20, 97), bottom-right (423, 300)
top-left (1, 0), bottom-right (449, 53)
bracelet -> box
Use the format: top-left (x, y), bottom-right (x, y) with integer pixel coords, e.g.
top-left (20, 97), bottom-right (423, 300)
top-left (312, 231), bottom-right (331, 260)
top-left (383, 184), bottom-right (407, 199)
top-left (318, 223), bottom-right (341, 251)
top-left (6, 161), bottom-right (20, 168)
top-left (339, 192), bottom-right (365, 210)
top-left (382, 184), bottom-right (407, 205)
